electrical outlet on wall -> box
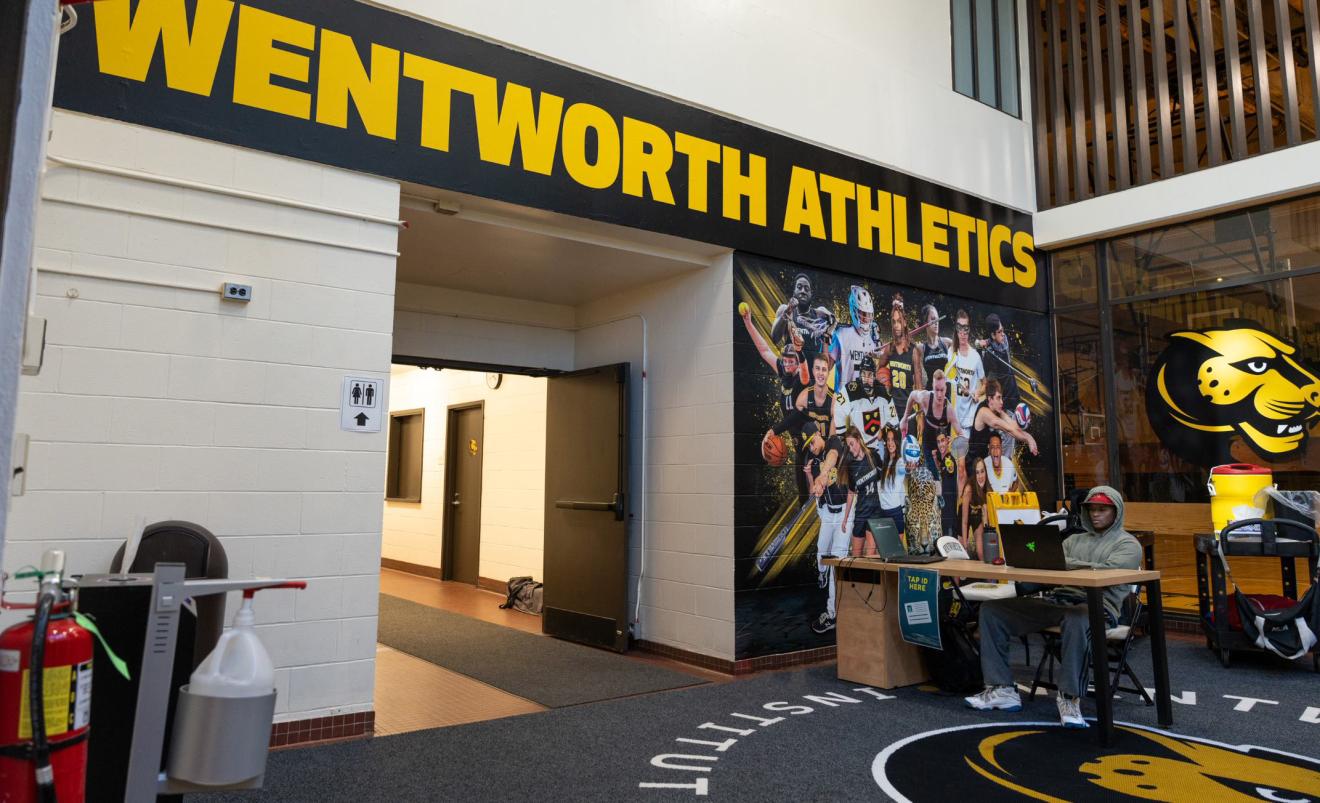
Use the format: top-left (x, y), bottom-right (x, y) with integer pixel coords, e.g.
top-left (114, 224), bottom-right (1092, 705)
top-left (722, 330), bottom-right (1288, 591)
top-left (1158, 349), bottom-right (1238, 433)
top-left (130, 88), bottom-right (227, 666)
top-left (221, 283), bottom-right (253, 302)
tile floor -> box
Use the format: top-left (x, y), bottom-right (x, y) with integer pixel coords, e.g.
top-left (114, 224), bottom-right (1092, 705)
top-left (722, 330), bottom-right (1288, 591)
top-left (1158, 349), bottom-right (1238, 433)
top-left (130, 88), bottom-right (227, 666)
top-left (372, 569), bottom-right (727, 736)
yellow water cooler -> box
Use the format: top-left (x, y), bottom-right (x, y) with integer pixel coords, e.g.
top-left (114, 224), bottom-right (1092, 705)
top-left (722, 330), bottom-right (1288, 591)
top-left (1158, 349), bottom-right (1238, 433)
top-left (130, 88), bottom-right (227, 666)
top-left (1207, 463), bottom-right (1274, 534)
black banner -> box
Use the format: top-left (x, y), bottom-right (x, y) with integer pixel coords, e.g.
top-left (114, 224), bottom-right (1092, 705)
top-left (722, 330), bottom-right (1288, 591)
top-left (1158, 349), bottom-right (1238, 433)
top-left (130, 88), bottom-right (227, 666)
top-left (54, 0), bottom-right (1046, 311)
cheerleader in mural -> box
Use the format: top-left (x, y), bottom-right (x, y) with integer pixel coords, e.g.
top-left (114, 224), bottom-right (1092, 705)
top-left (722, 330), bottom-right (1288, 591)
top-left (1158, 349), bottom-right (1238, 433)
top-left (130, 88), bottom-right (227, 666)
top-left (961, 457), bottom-right (991, 560)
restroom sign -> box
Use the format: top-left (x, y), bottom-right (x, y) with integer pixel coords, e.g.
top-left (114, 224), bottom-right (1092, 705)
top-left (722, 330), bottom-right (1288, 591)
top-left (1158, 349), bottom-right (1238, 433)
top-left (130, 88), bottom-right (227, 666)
top-left (340, 376), bottom-right (382, 433)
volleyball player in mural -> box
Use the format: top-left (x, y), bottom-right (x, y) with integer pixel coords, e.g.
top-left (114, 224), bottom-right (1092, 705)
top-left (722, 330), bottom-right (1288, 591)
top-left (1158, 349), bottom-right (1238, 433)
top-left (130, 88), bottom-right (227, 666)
top-left (829, 285), bottom-right (882, 388)
top-left (834, 354), bottom-right (898, 451)
top-left (961, 457), bottom-right (992, 559)
top-left (771, 272), bottom-right (834, 364)
top-left (967, 379), bottom-right (1038, 466)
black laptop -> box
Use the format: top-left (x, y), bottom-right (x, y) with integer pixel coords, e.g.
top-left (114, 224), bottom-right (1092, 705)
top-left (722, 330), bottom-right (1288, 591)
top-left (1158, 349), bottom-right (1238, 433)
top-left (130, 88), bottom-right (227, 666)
top-left (998, 523), bottom-right (1077, 571)
top-left (868, 518), bottom-right (944, 564)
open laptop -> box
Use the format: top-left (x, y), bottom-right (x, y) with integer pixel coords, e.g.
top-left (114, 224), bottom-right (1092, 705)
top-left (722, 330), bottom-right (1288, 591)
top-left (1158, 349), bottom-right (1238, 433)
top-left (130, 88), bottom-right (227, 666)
top-left (998, 523), bottom-right (1078, 571)
top-left (868, 518), bottom-right (944, 564)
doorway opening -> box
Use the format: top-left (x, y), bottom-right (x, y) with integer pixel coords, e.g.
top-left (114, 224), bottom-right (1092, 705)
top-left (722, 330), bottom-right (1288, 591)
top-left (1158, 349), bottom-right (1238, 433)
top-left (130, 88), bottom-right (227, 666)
top-left (373, 183), bottom-right (724, 735)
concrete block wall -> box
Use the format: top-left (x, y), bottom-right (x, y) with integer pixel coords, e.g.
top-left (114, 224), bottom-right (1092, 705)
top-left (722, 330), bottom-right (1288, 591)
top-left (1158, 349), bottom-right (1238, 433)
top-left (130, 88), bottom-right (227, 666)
top-left (6, 111), bottom-right (399, 722)
top-left (381, 366), bottom-right (548, 582)
top-left (574, 258), bottom-right (734, 660)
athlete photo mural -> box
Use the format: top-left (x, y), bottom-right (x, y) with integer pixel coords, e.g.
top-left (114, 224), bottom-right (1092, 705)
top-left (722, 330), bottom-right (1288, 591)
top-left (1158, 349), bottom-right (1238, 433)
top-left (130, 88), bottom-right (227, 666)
top-left (733, 253), bottom-right (1057, 657)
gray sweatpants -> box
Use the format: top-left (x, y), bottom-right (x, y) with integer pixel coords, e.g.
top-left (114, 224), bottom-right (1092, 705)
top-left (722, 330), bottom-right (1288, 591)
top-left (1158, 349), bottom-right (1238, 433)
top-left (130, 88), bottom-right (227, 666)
top-left (978, 597), bottom-right (1092, 697)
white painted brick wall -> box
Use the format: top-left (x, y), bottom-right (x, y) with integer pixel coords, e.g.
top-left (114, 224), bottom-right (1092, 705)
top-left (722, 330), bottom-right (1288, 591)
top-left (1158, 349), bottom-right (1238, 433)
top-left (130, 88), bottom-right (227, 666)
top-left (575, 257), bottom-right (735, 660)
top-left (5, 111), bottom-right (398, 722)
top-left (381, 367), bottom-right (548, 583)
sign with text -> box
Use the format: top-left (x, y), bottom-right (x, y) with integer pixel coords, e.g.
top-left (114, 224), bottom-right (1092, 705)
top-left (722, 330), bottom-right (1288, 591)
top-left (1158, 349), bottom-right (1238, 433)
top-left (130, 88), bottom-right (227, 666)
top-left (898, 568), bottom-right (942, 650)
top-left (53, 0), bottom-right (1044, 310)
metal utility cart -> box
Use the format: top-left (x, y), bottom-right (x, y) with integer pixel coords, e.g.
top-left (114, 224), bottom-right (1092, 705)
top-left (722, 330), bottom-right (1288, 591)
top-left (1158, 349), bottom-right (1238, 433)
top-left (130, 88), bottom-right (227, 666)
top-left (1195, 519), bottom-right (1319, 669)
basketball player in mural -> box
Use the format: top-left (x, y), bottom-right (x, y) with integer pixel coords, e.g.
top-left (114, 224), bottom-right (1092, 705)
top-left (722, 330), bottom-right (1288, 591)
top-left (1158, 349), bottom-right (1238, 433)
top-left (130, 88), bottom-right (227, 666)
top-left (742, 304), bottom-right (811, 497)
top-left (834, 354), bottom-right (898, 451)
top-left (829, 285), bottom-right (882, 389)
top-left (771, 272), bottom-right (834, 364)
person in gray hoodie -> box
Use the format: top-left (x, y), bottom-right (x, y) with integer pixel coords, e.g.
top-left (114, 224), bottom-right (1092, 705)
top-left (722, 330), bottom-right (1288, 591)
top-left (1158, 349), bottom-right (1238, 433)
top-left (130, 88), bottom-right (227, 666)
top-left (965, 486), bottom-right (1142, 728)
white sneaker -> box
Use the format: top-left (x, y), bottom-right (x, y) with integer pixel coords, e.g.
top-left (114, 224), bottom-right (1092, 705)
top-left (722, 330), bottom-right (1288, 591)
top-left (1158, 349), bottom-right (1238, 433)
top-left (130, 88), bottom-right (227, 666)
top-left (1057, 694), bottom-right (1088, 728)
top-left (964, 686), bottom-right (1022, 712)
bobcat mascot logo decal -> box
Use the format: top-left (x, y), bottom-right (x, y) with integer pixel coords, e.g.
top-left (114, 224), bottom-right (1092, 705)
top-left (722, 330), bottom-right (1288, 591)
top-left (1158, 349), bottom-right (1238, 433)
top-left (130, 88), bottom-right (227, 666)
top-left (1147, 324), bottom-right (1320, 466)
top-left (875, 722), bottom-right (1320, 802)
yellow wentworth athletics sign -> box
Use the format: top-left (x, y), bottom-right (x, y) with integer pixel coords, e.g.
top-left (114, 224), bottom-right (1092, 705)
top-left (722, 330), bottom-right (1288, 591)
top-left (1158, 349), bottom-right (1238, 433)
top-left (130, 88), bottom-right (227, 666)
top-left (55, 0), bottom-right (1044, 310)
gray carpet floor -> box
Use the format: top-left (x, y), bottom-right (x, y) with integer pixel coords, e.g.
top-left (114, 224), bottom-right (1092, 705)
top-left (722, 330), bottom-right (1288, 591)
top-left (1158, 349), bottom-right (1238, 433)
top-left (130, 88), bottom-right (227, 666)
top-left (375, 593), bottom-right (705, 707)
top-left (190, 635), bottom-right (1319, 802)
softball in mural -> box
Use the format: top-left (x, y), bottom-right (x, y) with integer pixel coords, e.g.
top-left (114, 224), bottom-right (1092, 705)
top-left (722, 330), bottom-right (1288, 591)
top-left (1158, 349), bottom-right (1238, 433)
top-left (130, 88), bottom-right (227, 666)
top-left (1148, 323), bottom-right (1320, 467)
top-left (733, 253), bottom-right (1057, 658)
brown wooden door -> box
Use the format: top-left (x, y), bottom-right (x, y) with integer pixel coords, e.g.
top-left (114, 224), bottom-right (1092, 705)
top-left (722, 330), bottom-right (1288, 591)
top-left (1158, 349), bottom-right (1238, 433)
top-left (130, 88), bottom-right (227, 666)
top-left (543, 364), bottom-right (629, 651)
top-left (445, 405), bottom-right (483, 585)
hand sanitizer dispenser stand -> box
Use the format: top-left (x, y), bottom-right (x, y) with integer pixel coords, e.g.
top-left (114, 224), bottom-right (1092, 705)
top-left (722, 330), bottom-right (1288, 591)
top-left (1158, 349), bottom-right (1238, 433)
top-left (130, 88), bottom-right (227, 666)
top-left (119, 563), bottom-right (305, 801)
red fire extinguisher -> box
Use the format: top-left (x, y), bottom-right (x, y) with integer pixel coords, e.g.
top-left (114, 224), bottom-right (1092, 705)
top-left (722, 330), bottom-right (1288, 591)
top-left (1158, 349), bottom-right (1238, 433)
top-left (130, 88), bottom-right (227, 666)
top-left (0, 552), bottom-right (92, 803)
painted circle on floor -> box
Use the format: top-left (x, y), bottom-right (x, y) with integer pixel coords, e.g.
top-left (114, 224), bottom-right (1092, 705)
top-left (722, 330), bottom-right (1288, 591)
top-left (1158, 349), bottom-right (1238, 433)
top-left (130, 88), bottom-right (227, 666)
top-left (872, 721), bottom-right (1320, 802)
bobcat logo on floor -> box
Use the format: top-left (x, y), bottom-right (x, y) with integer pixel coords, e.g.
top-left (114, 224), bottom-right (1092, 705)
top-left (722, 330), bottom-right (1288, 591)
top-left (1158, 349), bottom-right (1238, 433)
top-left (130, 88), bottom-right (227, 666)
top-left (873, 722), bottom-right (1320, 802)
top-left (1147, 324), bottom-right (1320, 466)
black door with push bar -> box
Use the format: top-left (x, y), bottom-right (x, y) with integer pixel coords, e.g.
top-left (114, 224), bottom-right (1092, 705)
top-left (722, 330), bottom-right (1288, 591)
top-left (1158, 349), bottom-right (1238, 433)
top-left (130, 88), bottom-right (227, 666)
top-left (543, 363), bottom-right (629, 651)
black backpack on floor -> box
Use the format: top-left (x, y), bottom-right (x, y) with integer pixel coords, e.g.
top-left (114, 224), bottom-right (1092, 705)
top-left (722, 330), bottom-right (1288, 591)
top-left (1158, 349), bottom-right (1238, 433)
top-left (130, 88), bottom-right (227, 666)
top-left (499, 576), bottom-right (544, 615)
top-left (921, 582), bottom-right (983, 694)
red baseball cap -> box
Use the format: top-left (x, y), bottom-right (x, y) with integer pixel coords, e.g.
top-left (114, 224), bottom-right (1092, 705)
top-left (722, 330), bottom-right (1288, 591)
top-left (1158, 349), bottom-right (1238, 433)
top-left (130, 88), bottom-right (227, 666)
top-left (1084, 492), bottom-right (1117, 507)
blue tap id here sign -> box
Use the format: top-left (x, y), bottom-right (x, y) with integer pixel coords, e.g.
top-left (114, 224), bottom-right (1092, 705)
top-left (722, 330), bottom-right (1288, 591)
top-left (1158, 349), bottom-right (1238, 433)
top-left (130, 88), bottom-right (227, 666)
top-left (898, 568), bottom-right (942, 650)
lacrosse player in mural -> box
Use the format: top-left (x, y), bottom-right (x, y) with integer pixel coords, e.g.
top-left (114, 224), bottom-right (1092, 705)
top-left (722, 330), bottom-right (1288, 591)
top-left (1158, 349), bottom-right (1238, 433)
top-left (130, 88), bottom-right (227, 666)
top-left (916, 303), bottom-right (953, 390)
top-left (829, 285), bottom-right (882, 389)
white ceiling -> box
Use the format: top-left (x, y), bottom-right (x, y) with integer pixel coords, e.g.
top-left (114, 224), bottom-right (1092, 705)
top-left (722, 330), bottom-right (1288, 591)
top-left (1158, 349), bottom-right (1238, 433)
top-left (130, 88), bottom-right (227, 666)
top-left (395, 182), bottom-right (729, 306)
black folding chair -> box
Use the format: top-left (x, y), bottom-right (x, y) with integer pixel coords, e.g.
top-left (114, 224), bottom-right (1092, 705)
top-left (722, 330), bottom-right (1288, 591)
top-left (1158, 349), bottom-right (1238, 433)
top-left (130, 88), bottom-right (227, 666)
top-left (1028, 589), bottom-right (1153, 706)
